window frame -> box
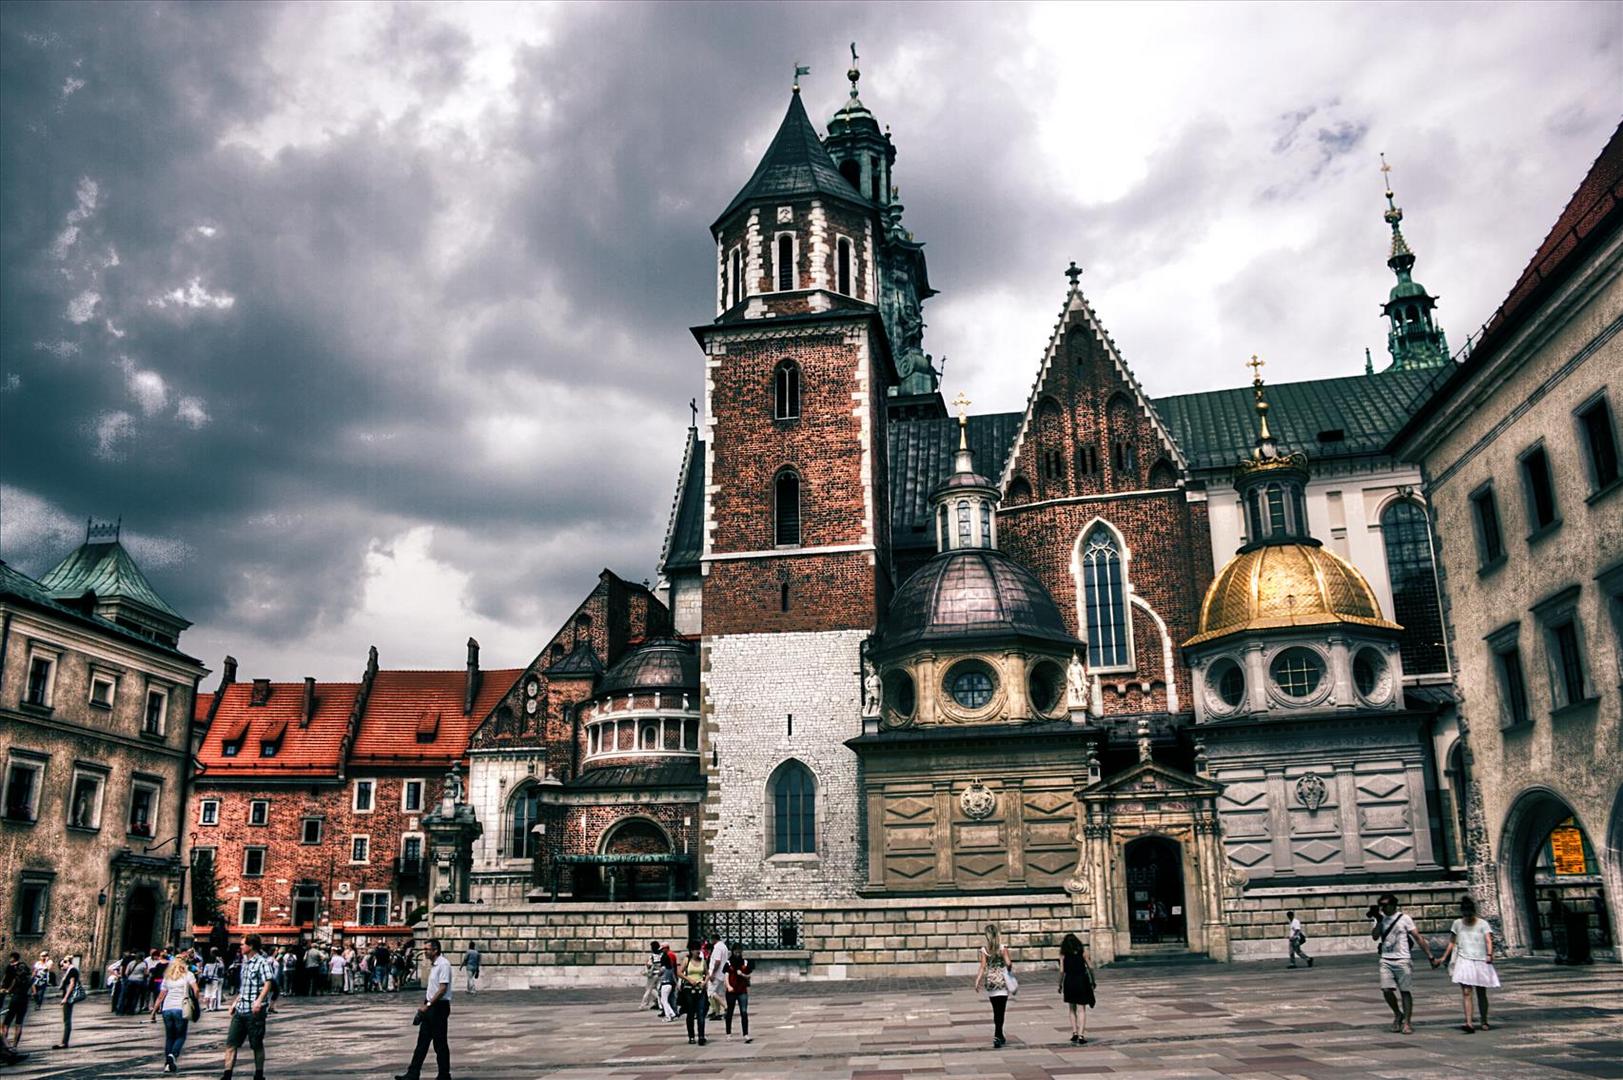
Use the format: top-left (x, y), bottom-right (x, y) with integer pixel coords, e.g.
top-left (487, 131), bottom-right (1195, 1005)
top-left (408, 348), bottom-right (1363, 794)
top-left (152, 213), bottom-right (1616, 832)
top-left (767, 759), bottom-right (817, 857)
top-left (728, 244), bottom-right (744, 309)
top-left (142, 684), bottom-right (170, 736)
top-left (356, 889), bottom-right (391, 927)
top-left (1380, 497), bottom-right (1448, 675)
top-left (1531, 587), bottom-right (1596, 714)
top-left (198, 798), bottom-right (220, 826)
top-left (14, 874), bottom-right (51, 937)
top-left (773, 468), bottom-right (802, 548)
top-left (507, 784), bottom-right (540, 859)
top-left (1517, 441), bottom-right (1561, 539)
top-left (3, 753), bottom-right (47, 824)
top-left (126, 778), bottom-right (160, 838)
top-left (772, 230), bottom-right (798, 293)
top-left (66, 765), bottom-right (107, 831)
top-left (23, 648), bottom-right (58, 709)
top-left (352, 778), bottom-right (375, 814)
top-left (772, 360), bottom-right (801, 421)
top-left (1575, 390), bottom-right (1620, 499)
top-left (350, 834), bottom-right (371, 865)
top-left (399, 832), bottom-right (425, 872)
top-left (1075, 520), bottom-right (1135, 673)
top-left (1469, 480), bottom-right (1506, 570)
top-left (248, 799), bottom-right (270, 827)
top-left (242, 846), bottom-right (267, 877)
top-left (1485, 622), bottom-right (1531, 730)
top-left (238, 897), bottom-right (261, 926)
top-left (835, 234), bottom-right (853, 296)
top-left (88, 671), bottom-right (118, 711)
top-left (300, 816), bottom-right (324, 845)
top-left (401, 779), bottom-right (424, 813)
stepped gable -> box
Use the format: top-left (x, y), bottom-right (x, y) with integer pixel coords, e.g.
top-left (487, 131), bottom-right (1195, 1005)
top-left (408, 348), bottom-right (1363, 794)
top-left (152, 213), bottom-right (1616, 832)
top-left (350, 667), bottom-right (522, 766)
top-left (1156, 369), bottom-right (1439, 471)
top-left (197, 679), bottom-right (360, 777)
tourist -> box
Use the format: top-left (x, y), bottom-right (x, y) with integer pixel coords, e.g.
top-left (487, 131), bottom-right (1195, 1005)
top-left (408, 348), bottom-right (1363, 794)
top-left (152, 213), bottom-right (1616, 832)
top-left (304, 943), bottom-right (326, 996)
top-left (106, 955), bottom-right (125, 1013)
top-left (394, 938), bottom-right (453, 1080)
top-left (462, 941), bottom-right (481, 994)
top-left (30, 951), bottom-right (51, 1009)
top-left (330, 947), bottom-right (348, 995)
top-left (724, 947), bottom-right (752, 1043)
top-left (972, 923), bottom-right (1015, 1049)
top-left (1058, 932), bottom-right (1095, 1044)
top-left (122, 952), bottom-right (149, 1015)
top-left (202, 951), bottom-right (225, 1011)
top-left (1, 952), bottom-right (29, 1050)
top-left (680, 941), bottom-right (708, 1045)
top-left (151, 952), bottom-right (201, 1074)
top-left (221, 934), bottom-right (276, 1080)
top-left (1439, 895), bottom-right (1500, 1032)
top-left (656, 948), bottom-right (678, 1021)
top-left (144, 948), bottom-right (165, 1011)
top-left (52, 955), bottom-right (82, 1050)
top-left (640, 941), bottom-right (663, 1011)
top-left (705, 936), bottom-right (730, 1021)
top-left (343, 946), bottom-right (358, 993)
top-left (1370, 892), bottom-right (1439, 1034)
top-left (1286, 910), bottom-right (1313, 968)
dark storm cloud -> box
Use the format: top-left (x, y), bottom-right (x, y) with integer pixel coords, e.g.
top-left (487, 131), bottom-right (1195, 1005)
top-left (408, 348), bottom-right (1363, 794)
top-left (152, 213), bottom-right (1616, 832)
top-left (1, 1), bottom-right (1618, 677)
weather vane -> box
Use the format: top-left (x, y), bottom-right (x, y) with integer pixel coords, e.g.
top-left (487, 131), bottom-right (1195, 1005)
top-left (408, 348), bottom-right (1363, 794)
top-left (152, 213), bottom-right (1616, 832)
top-left (793, 62), bottom-right (810, 92)
top-left (848, 43), bottom-right (860, 97)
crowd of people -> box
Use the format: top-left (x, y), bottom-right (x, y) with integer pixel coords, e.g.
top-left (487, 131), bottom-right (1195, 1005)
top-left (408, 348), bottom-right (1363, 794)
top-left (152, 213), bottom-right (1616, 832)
top-left (637, 936), bottom-right (754, 1045)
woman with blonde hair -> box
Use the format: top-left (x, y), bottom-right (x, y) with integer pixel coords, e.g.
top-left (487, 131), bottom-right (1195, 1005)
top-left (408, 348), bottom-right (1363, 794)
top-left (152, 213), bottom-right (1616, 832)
top-left (972, 922), bottom-right (1016, 1048)
top-left (150, 952), bottom-right (200, 1073)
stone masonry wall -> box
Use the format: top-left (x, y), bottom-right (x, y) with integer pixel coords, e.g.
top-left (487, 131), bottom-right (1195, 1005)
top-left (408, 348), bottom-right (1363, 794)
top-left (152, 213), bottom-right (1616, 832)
top-left (702, 630), bottom-right (868, 899)
top-left (1224, 879), bottom-right (1470, 961)
top-left (430, 893), bottom-right (1085, 986)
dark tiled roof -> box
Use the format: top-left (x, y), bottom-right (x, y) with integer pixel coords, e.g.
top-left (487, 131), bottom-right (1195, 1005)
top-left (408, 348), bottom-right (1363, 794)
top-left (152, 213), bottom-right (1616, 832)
top-left (38, 539), bottom-right (188, 622)
top-left (597, 638), bottom-right (698, 696)
top-left (714, 92), bottom-right (867, 228)
top-left (0, 558), bottom-right (195, 660)
top-left (888, 413), bottom-right (1022, 547)
top-left (1154, 369), bottom-right (1441, 472)
top-left (566, 758), bottom-right (703, 791)
top-left (878, 547), bottom-right (1078, 654)
top-left (661, 435), bottom-right (705, 573)
top-left (544, 638), bottom-right (604, 677)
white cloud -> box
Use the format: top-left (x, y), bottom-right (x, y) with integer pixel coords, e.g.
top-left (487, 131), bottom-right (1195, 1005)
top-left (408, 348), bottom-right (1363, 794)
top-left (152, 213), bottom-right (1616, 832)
top-left (90, 409), bottom-right (133, 460)
top-left (0, 485), bottom-right (83, 559)
top-left (65, 289), bottom-right (99, 323)
top-left (177, 396), bottom-right (210, 428)
top-left (151, 277), bottom-right (236, 310)
top-left (127, 367), bottom-right (168, 416)
top-left (61, 75), bottom-right (85, 98)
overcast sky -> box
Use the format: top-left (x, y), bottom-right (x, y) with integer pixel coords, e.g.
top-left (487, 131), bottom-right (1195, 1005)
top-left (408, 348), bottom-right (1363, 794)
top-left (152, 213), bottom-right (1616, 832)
top-left (2, 1), bottom-right (1619, 681)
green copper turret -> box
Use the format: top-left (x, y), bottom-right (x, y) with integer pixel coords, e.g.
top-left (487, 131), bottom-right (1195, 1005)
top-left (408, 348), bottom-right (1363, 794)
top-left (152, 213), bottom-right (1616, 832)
top-left (1378, 155), bottom-right (1450, 371)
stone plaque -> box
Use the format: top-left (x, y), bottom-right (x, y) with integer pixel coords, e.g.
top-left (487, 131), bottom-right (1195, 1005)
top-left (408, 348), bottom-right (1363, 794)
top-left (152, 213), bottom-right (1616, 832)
top-left (1357, 805), bottom-right (1411, 832)
top-left (958, 824), bottom-right (1001, 848)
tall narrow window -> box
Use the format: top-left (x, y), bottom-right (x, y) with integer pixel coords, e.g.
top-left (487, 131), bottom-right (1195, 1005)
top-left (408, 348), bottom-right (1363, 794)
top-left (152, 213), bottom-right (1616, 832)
top-left (937, 505), bottom-right (948, 548)
top-left (507, 782), bottom-right (538, 855)
top-left (1519, 443), bottom-right (1559, 533)
top-left (770, 760), bottom-right (816, 855)
top-left (1265, 484), bottom-right (1287, 537)
top-left (774, 470), bottom-right (802, 546)
top-left (1470, 483), bottom-right (1504, 565)
top-left (1577, 393), bottom-right (1620, 493)
top-left (956, 501), bottom-right (972, 546)
top-left (1080, 524), bottom-right (1130, 668)
top-left (1381, 500), bottom-right (1446, 674)
top-left (1496, 644), bottom-right (1529, 728)
top-left (776, 234), bottom-right (794, 291)
top-left (837, 237), bottom-right (852, 296)
top-left (980, 500), bottom-right (992, 547)
top-left (773, 360), bottom-right (800, 420)
top-left (730, 247), bottom-right (743, 308)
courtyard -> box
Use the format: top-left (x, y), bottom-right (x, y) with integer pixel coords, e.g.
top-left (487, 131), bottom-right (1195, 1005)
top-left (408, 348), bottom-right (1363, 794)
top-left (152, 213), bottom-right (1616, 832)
top-left (4, 956), bottom-right (1620, 1079)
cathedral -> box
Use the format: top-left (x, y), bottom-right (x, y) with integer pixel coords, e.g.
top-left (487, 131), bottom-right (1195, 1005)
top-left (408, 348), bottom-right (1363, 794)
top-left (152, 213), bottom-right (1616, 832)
top-left (444, 57), bottom-right (1468, 967)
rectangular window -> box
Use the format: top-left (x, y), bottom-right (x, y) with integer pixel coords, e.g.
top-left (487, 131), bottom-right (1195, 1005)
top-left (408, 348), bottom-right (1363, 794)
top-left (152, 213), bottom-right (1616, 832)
top-left (3, 757), bottom-right (45, 823)
top-left (1533, 587), bottom-right (1593, 712)
top-left (1491, 639), bottom-right (1530, 730)
top-left (1519, 443), bottom-right (1559, 534)
top-left (199, 799), bottom-right (219, 826)
top-left (24, 654), bottom-right (55, 708)
top-left (1551, 620), bottom-right (1589, 708)
top-left (143, 687), bottom-right (168, 735)
top-left (128, 780), bottom-right (159, 837)
top-left (729, 245), bottom-right (743, 308)
top-left (68, 769), bottom-right (105, 830)
top-left (1577, 393), bottom-right (1620, 494)
top-left (774, 231), bottom-right (795, 292)
top-left (353, 779), bottom-right (374, 813)
top-left (357, 890), bottom-right (390, 926)
top-left (401, 834), bottom-right (423, 867)
top-left (238, 898), bottom-right (261, 926)
top-left (14, 877), bottom-right (50, 936)
top-left (350, 835), bottom-right (370, 864)
top-left (836, 236), bottom-right (853, 296)
top-left (300, 817), bottom-right (323, 845)
top-left (89, 674), bottom-right (116, 709)
top-left (401, 780), bottom-right (423, 813)
top-left (1470, 483), bottom-right (1505, 566)
top-left (243, 847), bottom-right (266, 877)
top-left (248, 799), bottom-right (269, 826)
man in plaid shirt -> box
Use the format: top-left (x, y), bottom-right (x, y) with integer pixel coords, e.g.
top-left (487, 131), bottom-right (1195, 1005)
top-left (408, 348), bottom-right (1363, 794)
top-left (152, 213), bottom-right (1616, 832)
top-left (220, 934), bottom-right (275, 1080)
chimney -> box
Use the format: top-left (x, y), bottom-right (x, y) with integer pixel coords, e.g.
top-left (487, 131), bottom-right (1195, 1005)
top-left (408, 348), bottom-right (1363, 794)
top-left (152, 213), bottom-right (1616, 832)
top-left (249, 678), bottom-right (272, 706)
top-left (301, 677), bottom-right (316, 728)
top-left (464, 637), bottom-right (480, 715)
top-left (222, 656), bottom-right (238, 685)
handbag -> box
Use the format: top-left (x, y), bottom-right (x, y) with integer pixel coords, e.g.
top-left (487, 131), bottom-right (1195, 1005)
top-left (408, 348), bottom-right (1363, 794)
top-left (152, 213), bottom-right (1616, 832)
top-left (1005, 970), bottom-right (1019, 997)
top-left (70, 984), bottom-right (86, 1004)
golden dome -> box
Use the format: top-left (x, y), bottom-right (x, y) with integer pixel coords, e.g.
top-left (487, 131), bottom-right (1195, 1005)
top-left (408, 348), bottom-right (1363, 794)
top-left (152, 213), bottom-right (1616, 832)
top-left (1184, 542), bottom-right (1400, 647)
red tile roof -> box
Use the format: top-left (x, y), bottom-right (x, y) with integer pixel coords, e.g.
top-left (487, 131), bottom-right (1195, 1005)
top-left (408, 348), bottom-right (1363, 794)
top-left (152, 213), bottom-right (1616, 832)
top-left (348, 668), bottom-right (523, 765)
top-left (196, 680), bottom-right (360, 777)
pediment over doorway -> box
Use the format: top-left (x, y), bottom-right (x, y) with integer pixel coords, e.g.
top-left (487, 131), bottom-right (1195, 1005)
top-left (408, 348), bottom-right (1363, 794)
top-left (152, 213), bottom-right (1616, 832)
top-left (1081, 759), bottom-right (1222, 803)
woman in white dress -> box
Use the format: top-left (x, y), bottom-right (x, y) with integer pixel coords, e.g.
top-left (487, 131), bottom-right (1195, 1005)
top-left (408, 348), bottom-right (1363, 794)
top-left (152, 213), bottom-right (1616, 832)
top-left (1438, 895), bottom-right (1499, 1032)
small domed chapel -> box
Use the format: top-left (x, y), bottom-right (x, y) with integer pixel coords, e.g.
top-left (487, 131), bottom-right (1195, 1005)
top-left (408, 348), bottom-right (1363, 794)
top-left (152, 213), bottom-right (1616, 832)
top-left (455, 58), bottom-right (1460, 964)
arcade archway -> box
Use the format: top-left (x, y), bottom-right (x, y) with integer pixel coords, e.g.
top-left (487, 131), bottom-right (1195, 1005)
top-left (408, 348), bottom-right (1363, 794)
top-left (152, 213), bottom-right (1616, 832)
top-left (1500, 789), bottom-right (1612, 960)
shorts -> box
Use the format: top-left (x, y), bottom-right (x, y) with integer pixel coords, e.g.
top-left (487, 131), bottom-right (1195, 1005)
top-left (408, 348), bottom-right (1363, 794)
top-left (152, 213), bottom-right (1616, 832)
top-left (3, 996), bottom-right (27, 1025)
top-left (226, 1010), bottom-right (266, 1050)
top-left (1379, 958), bottom-right (1414, 992)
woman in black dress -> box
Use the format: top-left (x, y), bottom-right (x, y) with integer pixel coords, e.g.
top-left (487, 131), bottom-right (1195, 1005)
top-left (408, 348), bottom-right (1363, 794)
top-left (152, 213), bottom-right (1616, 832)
top-left (1058, 933), bottom-right (1095, 1044)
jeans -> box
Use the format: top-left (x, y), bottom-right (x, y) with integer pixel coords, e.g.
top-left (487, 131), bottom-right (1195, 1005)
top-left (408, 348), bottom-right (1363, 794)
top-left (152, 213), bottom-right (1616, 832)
top-left (1289, 936), bottom-right (1311, 964)
top-left (60, 1000), bottom-right (74, 1046)
top-left (162, 1011), bottom-right (189, 1061)
top-left (405, 1000), bottom-right (451, 1079)
top-left (725, 991), bottom-right (748, 1036)
top-left (683, 986), bottom-right (706, 1041)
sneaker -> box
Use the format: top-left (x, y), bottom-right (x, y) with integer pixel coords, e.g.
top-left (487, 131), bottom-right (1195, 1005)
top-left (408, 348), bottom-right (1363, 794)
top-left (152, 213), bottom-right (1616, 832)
top-left (745, 1036), bottom-right (753, 1043)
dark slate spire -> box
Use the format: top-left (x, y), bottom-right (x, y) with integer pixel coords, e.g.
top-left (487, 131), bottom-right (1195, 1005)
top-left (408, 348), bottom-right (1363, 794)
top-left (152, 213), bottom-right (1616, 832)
top-left (713, 90), bottom-right (866, 229)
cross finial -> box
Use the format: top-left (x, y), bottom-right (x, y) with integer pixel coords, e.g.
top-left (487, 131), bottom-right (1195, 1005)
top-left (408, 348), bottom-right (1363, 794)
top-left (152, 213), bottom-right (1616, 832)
top-left (1065, 261), bottom-right (1082, 287)
top-left (1247, 355), bottom-right (1273, 444)
top-left (951, 390), bottom-right (972, 450)
top-left (688, 397), bottom-right (698, 428)
top-left (1246, 353), bottom-right (1265, 386)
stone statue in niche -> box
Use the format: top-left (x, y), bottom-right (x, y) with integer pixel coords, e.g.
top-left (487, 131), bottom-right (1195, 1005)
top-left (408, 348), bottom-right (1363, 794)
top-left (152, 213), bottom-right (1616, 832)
top-left (862, 658), bottom-right (882, 718)
top-left (1067, 650), bottom-right (1088, 709)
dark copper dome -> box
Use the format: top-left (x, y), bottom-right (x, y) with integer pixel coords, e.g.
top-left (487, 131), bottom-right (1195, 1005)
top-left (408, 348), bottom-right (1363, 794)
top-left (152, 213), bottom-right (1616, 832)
top-left (597, 638), bottom-right (699, 696)
top-left (877, 549), bottom-right (1077, 653)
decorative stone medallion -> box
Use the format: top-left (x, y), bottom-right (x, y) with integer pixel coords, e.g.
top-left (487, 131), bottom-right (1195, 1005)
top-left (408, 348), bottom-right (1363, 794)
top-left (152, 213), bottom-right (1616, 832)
top-left (1295, 772), bottom-right (1328, 812)
top-left (960, 780), bottom-right (997, 821)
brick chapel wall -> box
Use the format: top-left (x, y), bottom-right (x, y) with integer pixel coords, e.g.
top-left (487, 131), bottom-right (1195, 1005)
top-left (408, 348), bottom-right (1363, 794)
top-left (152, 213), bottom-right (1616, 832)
top-left (429, 893), bottom-right (1084, 986)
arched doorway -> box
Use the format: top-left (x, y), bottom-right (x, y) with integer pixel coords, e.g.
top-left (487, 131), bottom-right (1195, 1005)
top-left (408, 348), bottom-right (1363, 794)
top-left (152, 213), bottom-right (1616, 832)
top-left (122, 886), bottom-right (159, 953)
top-left (599, 818), bottom-right (673, 901)
top-left (1124, 836), bottom-right (1187, 946)
top-left (1500, 790), bottom-right (1612, 961)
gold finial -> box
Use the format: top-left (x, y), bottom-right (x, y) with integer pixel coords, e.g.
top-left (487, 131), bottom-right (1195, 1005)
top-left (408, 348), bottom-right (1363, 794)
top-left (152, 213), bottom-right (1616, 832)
top-left (952, 390), bottom-right (972, 450)
top-left (1380, 152), bottom-right (1403, 221)
top-left (1247, 354), bottom-right (1273, 443)
top-left (1246, 353), bottom-right (1265, 386)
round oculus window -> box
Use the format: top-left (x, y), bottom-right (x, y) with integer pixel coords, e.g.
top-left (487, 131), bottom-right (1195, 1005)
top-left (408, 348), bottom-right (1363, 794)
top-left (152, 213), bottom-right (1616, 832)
top-left (1353, 648), bottom-right (1387, 700)
top-left (1270, 647), bottom-right (1325, 698)
top-left (525, 680), bottom-right (539, 698)
top-left (1209, 658), bottom-right (1246, 709)
top-left (949, 665), bottom-right (996, 710)
top-left (884, 670), bottom-right (917, 717)
top-left (1028, 662), bottom-right (1064, 714)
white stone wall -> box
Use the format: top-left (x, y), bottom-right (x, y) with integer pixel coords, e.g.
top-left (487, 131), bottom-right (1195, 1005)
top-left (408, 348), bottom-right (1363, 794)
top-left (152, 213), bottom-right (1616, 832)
top-left (466, 748), bottom-right (551, 901)
top-left (669, 574), bottom-right (702, 637)
top-left (702, 630), bottom-right (867, 899)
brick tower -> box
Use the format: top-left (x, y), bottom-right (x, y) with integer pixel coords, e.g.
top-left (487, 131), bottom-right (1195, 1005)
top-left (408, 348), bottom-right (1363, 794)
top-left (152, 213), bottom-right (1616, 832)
top-left (694, 75), bottom-right (904, 899)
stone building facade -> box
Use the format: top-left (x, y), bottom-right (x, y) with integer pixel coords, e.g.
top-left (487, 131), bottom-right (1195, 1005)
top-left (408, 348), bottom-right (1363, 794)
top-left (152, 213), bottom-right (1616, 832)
top-left (1392, 122), bottom-right (1623, 960)
top-left (0, 526), bottom-right (205, 983)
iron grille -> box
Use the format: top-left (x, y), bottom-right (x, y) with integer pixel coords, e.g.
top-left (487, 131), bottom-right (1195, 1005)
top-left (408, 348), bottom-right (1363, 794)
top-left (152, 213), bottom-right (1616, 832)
top-left (691, 909), bottom-right (803, 951)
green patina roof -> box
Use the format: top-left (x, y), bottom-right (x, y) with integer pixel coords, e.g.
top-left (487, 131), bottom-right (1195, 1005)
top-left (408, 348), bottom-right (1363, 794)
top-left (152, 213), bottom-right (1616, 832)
top-left (0, 558), bottom-right (194, 660)
top-left (713, 91), bottom-right (867, 228)
top-left (38, 539), bottom-right (186, 622)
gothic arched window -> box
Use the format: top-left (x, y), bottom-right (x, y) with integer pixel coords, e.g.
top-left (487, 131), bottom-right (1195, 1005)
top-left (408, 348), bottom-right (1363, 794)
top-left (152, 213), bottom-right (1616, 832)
top-left (507, 784), bottom-right (542, 859)
top-left (776, 234), bottom-right (794, 291)
top-left (730, 247), bottom-right (743, 308)
top-left (1381, 499), bottom-right (1446, 674)
top-left (773, 360), bottom-right (801, 420)
top-left (774, 469), bottom-right (802, 547)
top-left (1079, 522), bottom-right (1131, 669)
top-left (837, 237), bottom-right (853, 296)
top-left (768, 759), bottom-right (816, 855)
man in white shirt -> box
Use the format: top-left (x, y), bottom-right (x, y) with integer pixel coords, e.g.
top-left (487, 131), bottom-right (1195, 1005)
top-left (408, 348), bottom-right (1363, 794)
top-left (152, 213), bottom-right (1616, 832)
top-left (1371, 893), bottom-right (1438, 1034)
top-left (395, 939), bottom-right (453, 1080)
top-left (1285, 910), bottom-right (1312, 968)
top-left (705, 938), bottom-right (730, 1021)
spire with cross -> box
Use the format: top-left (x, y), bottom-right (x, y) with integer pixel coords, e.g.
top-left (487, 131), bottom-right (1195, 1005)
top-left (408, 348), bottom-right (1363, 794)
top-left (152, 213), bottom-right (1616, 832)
top-left (1374, 152), bottom-right (1450, 371)
top-left (952, 390), bottom-right (972, 451)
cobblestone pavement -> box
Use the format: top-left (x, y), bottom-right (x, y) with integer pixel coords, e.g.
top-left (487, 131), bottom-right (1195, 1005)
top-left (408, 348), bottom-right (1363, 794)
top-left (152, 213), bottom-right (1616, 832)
top-left (4, 957), bottom-right (1620, 1079)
